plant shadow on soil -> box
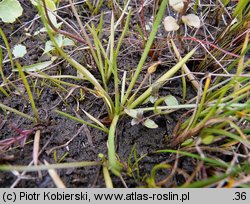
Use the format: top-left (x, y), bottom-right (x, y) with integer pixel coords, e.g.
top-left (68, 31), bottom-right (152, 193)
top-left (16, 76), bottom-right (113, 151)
top-left (0, 0), bottom-right (200, 187)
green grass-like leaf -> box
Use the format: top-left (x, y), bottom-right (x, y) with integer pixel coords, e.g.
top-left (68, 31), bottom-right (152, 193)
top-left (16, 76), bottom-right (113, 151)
top-left (0, 161), bottom-right (101, 172)
top-left (155, 149), bottom-right (229, 168)
top-left (122, 0), bottom-right (169, 106)
top-left (17, 62), bottom-right (39, 122)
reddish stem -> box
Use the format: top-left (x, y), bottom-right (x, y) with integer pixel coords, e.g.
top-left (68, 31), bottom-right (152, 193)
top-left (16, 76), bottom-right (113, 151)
top-left (181, 36), bottom-right (240, 58)
top-left (41, 0), bottom-right (86, 44)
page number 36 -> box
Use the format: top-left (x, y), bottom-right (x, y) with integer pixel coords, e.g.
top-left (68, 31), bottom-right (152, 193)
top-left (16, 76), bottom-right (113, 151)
top-left (233, 192), bottom-right (247, 201)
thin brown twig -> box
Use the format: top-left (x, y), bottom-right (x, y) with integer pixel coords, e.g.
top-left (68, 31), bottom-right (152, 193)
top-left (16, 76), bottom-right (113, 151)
top-left (156, 154), bottom-right (179, 187)
top-left (181, 36), bottom-right (240, 58)
top-left (41, 0), bottom-right (86, 44)
top-left (183, 161), bottom-right (204, 186)
top-left (10, 135), bottom-right (54, 188)
top-left (171, 118), bottom-right (233, 147)
top-left (46, 124), bottom-right (85, 155)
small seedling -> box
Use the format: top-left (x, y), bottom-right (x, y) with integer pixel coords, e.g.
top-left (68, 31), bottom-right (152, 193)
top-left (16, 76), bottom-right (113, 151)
top-left (0, 124), bottom-right (35, 151)
top-left (43, 34), bottom-right (75, 55)
top-left (125, 108), bottom-right (158, 129)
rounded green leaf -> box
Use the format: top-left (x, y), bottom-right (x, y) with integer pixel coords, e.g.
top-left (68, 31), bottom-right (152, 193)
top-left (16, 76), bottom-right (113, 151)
top-left (0, 0), bottom-right (23, 23)
top-left (125, 108), bottom-right (138, 118)
top-left (181, 138), bottom-right (194, 146)
top-left (55, 34), bottom-right (63, 47)
top-left (202, 135), bottom-right (215, 145)
top-left (149, 96), bottom-right (158, 103)
top-left (164, 95), bottom-right (179, 106)
top-left (13, 57), bottom-right (57, 72)
top-left (63, 38), bottom-right (75, 46)
top-left (143, 119), bottom-right (158, 129)
top-left (125, 108), bottom-right (143, 119)
top-left (12, 44), bottom-right (27, 58)
top-left (43, 40), bottom-right (54, 55)
top-left (31, 0), bottom-right (56, 10)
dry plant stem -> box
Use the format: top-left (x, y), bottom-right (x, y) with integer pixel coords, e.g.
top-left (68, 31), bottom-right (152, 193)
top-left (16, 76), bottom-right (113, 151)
top-left (69, 0), bottom-right (98, 61)
top-left (156, 154), bottom-right (179, 187)
top-left (200, 44), bottom-right (229, 74)
top-left (1, 161), bottom-right (101, 172)
top-left (234, 32), bottom-right (249, 92)
top-left (233, 176), bottom-right (250, 187)
top-left (176, 0), bottom-right (190, 50)
top-left (176, 168), bottom-right (190, 182)
top-left (171, 118), bottom-right (230, 146)
top-left (11, 135), bottom-right (54, 188)
top-left (114, 0), bottom-right (131, 30)
top-left (41, 0), bottom-right (86, 44)
top-left (103, 164), bottom-right (113, 188)
top-left (181, 36), bottom-right (240, 58)
top-left (121, 0), bottom-right (169, 106)
top-left (83, 124), bottom-right (94, 147)
top-left (121, 71), bottom-right (127, 103)
top-left (119, 175), bottom-right (128, 188)
top-left (195, 138), bottom-right (205, 159)
top-left (140, 0), bottom-right (146, 31)
top-left (44, 160), bottom-right (66, 188)
top-left (52, 9), bottom-right (82, 38)
top-left (106, 0), bottom-right (132, 54)
top-left (129, 61), bottom-right (162, 103)
top-left (170, 40), bottom-right (200, 91)
top-left (91, 167), bottom-right (101, 187)
top-left (99, 154), bottom-right (113, 188)
top-left (33, 130), bottom-right (41, 166)
top-left (128, 73), bottom-right (150, 103)
top-left (128, 48), bottom-right (196, 109)
top-left (189, 74), bottom-right (211, 130)
top-left (183, 146), bottom-right (234, 156)
top-left (217, 154), bottom-right (238, 188)
top-left (177, 0), bottom-right (190, 25)
top-left (172, 109), bottom-right (193, 137)
top-left (42, 6), bottom-right (82, 39)
top-left (183, 161), bottom-right (204, 186)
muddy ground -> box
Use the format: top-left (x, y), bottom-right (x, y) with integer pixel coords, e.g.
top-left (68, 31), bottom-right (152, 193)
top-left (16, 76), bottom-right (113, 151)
top-left (0, 0), bottom-right (217, 187)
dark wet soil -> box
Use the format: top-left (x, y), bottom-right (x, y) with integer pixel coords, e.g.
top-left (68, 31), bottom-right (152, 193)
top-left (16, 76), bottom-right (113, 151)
top-left (0, 0), bottom-right (203, 187)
